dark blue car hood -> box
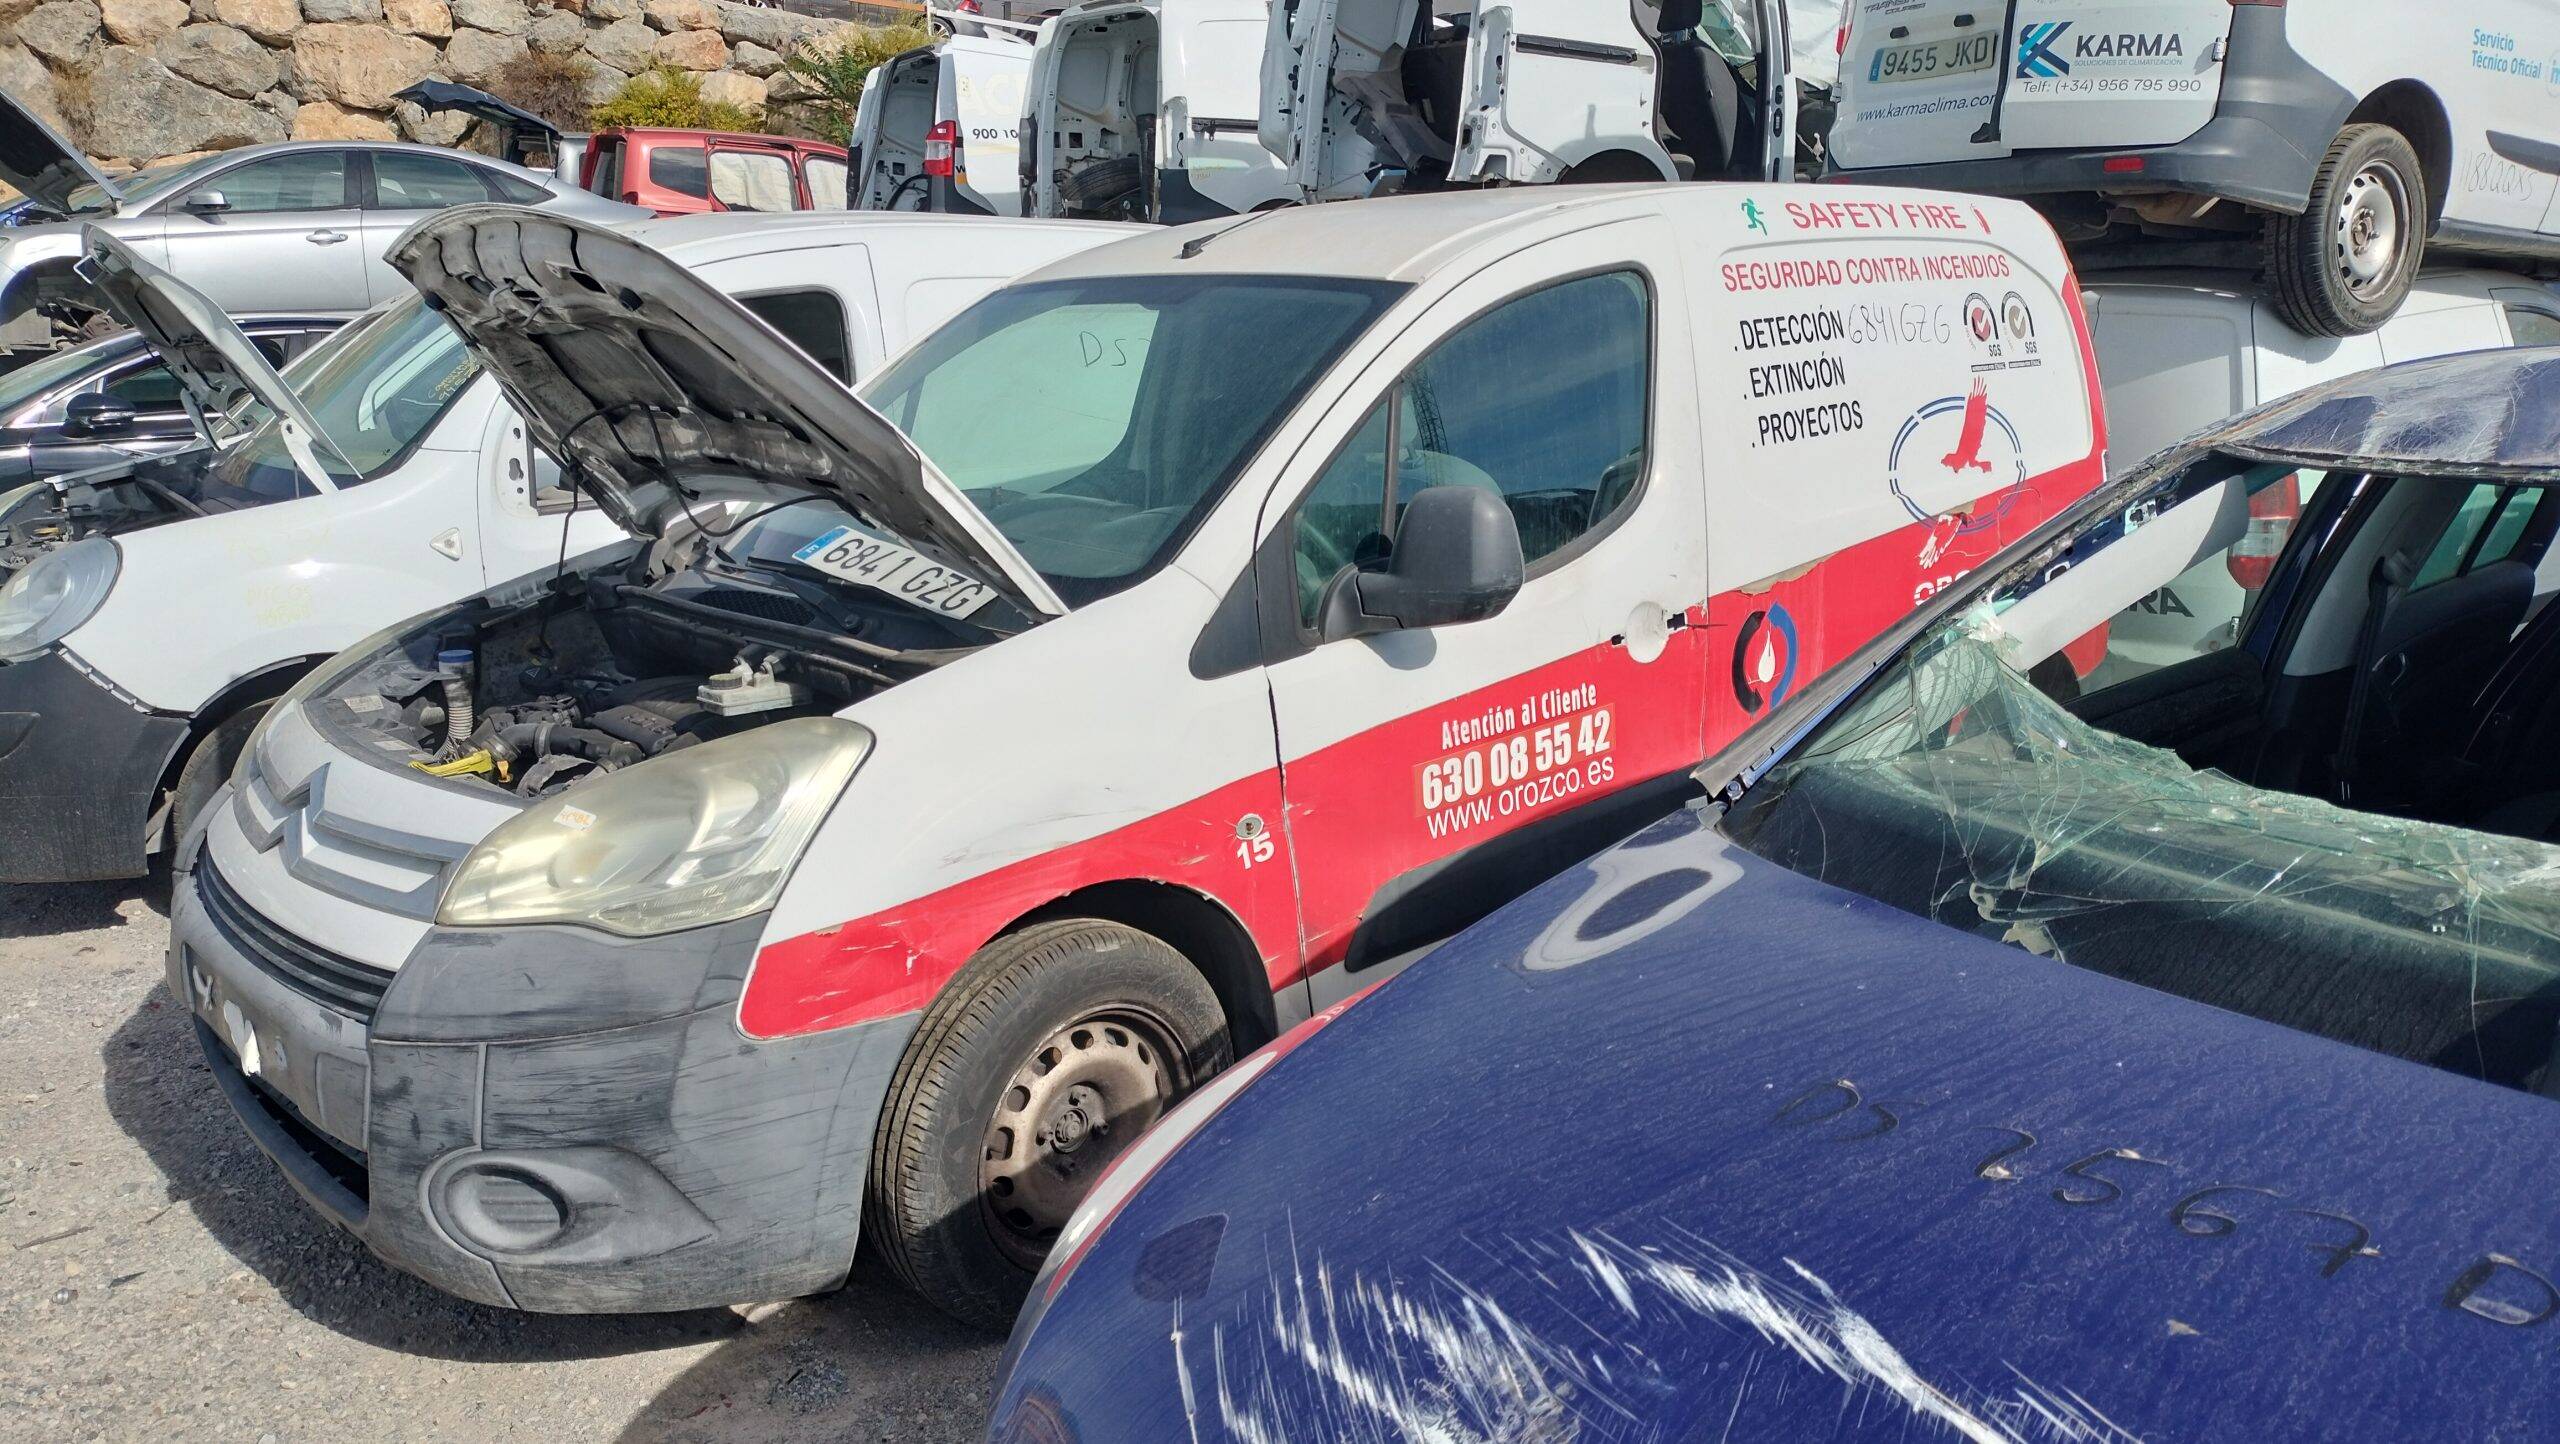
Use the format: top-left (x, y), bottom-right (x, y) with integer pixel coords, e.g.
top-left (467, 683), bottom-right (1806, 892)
top-left (990, 807), bottom-right (2560, 1443)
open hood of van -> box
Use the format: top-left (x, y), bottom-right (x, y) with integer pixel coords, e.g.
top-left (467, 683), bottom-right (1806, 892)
top-left (389, 205), bottom-right (1065, 618)
top-left (77, 227), bottom-right (345, 484)
top-left (0, 92), bottom-right (119, 217)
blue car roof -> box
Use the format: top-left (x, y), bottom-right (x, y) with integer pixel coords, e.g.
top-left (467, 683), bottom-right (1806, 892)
top-left (2211, 346), bottom-right (2560, 480)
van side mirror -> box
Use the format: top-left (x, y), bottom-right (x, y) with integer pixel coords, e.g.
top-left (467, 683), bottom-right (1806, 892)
top-left (61, 392), bottom-right (138, 439)
top-left (183, 190), bottom-right (231, 215)
top-left (1318, 484), bottom-right (1525, 641)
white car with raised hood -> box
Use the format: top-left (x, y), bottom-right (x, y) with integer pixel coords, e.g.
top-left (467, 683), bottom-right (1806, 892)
top-left (1830, 0), bottom-right (2560, 338)
top-left (167, 184), bottom-right (2111, 1329)
top-left (1022, 0), bottom-right (1292, 222)
top-left (848, 19), bottom-right (1037, 216)
top-left (0, 210), bottom-right (1125, 884)
top-left (1260, 0), bottom-right (1799, 203)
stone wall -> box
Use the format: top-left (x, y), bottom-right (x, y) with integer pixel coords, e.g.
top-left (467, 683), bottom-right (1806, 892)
top-left (0, 0), bottom-right (852, 170)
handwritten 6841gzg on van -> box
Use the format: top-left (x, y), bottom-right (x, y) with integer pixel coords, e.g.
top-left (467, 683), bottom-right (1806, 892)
top-left (170, 186), bottom-right (2107, 1329)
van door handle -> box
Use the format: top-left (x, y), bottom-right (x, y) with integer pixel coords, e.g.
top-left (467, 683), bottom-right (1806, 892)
top-left (306, 230), bottom-right (349, 245)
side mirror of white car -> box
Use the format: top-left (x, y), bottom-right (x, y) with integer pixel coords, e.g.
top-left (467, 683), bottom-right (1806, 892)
top-left (60, 392), bottom-right (137, 439)
top-left (182, 190), bottom-right (231, 215)
top-left (1319, 484), bottom-right (1527, 642)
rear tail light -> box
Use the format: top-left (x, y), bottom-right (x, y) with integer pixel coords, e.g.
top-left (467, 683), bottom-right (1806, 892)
top-left (925, 120), bottom-right (958, 178)
top-left (2228, 473), bottom-right (2302, 590)
top-left (2102, 156), bottom-right (2147, 174)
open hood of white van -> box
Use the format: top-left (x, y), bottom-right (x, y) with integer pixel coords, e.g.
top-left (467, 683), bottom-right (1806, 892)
top-left (389, 205), bottom-right (1065, 619)
top-left (0, 92), bottom-right (118, 216)
top-left (78, 227), bottom-right (348, 487)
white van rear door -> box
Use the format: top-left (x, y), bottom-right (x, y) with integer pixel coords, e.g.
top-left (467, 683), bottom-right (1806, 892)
top-left (949, 43), bottom-right (1029, 212)
top-left (1999, 0), bottom-right (2233, 151)
top-left (1451, 1), bottom-right (1663, 184)
top-left (1832, 0), bottom-right (2010, 169)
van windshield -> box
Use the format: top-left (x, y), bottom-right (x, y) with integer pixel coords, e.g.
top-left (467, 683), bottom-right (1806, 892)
top-left (862, 274), bottom-right (1403, 606)
top-left (203, 297), bottom-right (478, 503)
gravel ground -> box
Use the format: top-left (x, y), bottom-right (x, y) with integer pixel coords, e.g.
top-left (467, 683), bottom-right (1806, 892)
top-left (0, 878), bottom-right (1003, 1444)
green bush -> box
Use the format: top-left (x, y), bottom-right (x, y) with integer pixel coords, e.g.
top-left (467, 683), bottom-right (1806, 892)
top-left (774, 22), bottom-right (933, 145)
top-left (588, 67), bottom-right (762, 133)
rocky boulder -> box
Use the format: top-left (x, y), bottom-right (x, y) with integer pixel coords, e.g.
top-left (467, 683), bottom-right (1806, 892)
top-left (392, 95), bottom-right (466, 143)
top-left (711, 0), bottom-right (816, 52)
top-left (290, 22), bottom-right (435, 110)
top-left (581, 15), bottom-right (653, 71)
top-left (728, 37), bottom-right (778, 75)
top-left (209, 0), bottom-right (295, 44)
top-left (19, 2), bottom-right (104, 66)
top-left (695, 67), bottom-right (761, 113)
top-left (640, 0), bottom-right (707, 30)
top-left (298, 0), bottom-right (382, 20)
top-left (290, 96), bottom-right (396, 139)
top-left (649, 25), bottom-right (722, 71)
top-left (524, 7), bottom-right (579, 52)
top-left (381, 0), bottom-right (445, 35)
top-left (156, 22), bottom-right (279, 97)
top-left (0, 44), bottom-right (65, 132)
top-left (447, 0), bottom-right (522, 32)
top-left (101, 0), bottom-right (189, 43)
top-left (440, 24), bottom-right (523, 81)
top-left (79, 46), bottom-right (285, 157)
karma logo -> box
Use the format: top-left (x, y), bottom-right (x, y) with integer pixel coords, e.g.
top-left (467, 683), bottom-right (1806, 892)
top-left (2017, 21), bottom-right (2071, 77)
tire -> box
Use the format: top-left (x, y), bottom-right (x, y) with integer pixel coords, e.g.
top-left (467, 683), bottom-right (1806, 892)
top-left (864, 918), bottom-right (1231, 1330)
top-left (1057, 155), bottom-right (1145, 217)
top-left (153, 702), bottom-right (268, 901)
top-left (2267, 124), bottom-right (2427, 338)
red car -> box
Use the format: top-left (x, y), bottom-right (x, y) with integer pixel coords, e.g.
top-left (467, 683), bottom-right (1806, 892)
top-left (580, 129), bottom-right (849, 216)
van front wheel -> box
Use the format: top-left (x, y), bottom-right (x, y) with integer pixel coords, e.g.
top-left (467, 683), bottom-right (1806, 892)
top-left (2267, 123), bottom-right (2426, 338)
top-left (864, 918), bottom-right (1230, 1330)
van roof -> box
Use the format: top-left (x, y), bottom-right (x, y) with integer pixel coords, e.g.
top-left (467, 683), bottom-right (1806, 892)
top-left (625, 210), bottom-right (1138, 260)
top-left (1021, 182), bottom-right (2045, 285)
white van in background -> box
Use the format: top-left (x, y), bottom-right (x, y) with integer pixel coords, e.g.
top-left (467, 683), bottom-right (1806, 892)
top-left (1260, 0), bottom-right (1798, 203)
top-left (1021, 0), bottom-right (1291, 222)
top-left (2083, 268), bottom-right (2560, 684)
top-left (848, 28), bottom-right (1036, 216)
top-left (1830, 1), bottom-right (2560, 338)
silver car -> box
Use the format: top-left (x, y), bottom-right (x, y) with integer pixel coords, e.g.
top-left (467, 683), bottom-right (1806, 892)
top-left (0, 91), bottom-right (637, 357)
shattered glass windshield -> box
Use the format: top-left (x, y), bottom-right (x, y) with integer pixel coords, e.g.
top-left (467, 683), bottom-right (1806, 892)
top-left (1725, 459), bottom-right (2560, 1091)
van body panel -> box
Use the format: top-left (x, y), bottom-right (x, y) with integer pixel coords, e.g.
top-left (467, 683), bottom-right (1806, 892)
top-left (1834, 0), bottom-right (2560, 255)
top-left (739, 185), bottom-right (2110, 1039)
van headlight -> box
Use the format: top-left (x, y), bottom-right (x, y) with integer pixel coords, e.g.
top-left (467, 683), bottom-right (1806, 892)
top-left (0, 537), bottom-right (119, 664)
top-left (437, 717), bottom-right (872, 937)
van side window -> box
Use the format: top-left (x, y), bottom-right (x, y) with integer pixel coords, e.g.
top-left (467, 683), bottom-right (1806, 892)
top-left (805, 157), bottom-right (850, 210)
top-left (1291, 270), bottom-right (1653, 626)
top-left (711, 149), bottom-right (796, 211)
top-left (650, 146), bottom-right (711, 200)
top-left (738, 289), bottom-right (855, 384)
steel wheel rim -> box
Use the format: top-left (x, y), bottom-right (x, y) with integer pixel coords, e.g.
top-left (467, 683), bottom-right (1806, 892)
top-left (980, 1006), bottom-right (1184, 1270)
top-left (2333, 159), bottom-right (2410, 299)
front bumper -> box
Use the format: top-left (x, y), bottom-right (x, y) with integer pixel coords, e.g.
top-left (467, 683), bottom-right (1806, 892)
top-left (169, 820), bottom-right (922, 1313)
top-left (0, 647), bottom-right (187, 882)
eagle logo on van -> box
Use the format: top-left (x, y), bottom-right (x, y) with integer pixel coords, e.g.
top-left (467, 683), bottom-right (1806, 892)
top-left (1887, 377), bottom-right (2025, 524)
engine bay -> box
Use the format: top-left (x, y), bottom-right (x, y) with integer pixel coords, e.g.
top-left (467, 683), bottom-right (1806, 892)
top-left (0, 459), bottom-right (203, 575)
top-left (316, 521), bottom-right (994, 798)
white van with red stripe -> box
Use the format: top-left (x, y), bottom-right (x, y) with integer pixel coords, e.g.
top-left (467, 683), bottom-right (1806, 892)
top-left (168, 185), bottom-right (2106, 1329)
